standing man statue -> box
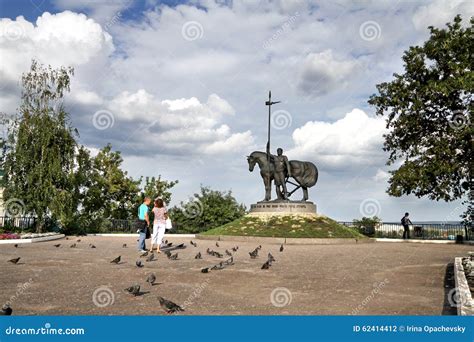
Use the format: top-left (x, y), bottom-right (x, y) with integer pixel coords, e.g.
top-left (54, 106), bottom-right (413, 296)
top-left (271, 147), bottom-right (291, 200)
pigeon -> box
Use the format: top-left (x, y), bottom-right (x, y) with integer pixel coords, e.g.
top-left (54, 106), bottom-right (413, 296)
top-left (224, 256), bottom-right (234, 265)
top-left (70, 243), bottom-right (77, 248)
top-left (215, 251), bottom-right (223, 258)
top-left (136, 260), bottom-right (144, 268)
top-left (216, 242), bottom-right (220, 247)
top-left (280, 244), bottom-right (284, 252)
top-left (166, 242), bottom-right (173, 247)
top-left (268, 253), bottom-right (276, 262)
top-left (195, 252), bottom-right (202, 259)
top-left (249, 249), bottom-right (258, 259)
top-left (8, 257), bottom-right (20, 264)
top-left (77, 239), bottom-right (81, 242)
top-left (206, 248), bottom-right (212, 255)
top-left (54, 244), bottom-right (61, 248)
top-left (176, 243), bottom-right (185, 248)
top-left (122, 243), bottom-right (127, 248)
top-left (211, 262), bottom-right (225, 270)
top-left (225, 249), bottom-right (232, 256)
top-left (168, 253), bottom-right (178, 260)
top-left (14, 244), bottom-right (18, 248)
top-left (158, 296), bottom-right (184, 314)
top-left (90, 244), bottom-right (96, 249)
top-left (164, 250), bottom-right (171, 258)
top-left (124, 284), bottom-right (140, 296)
top-left (140, 251), bottom-right (149, 257)
top-left (231, 246), bottom-right (239, 252)
top-left (190, 240), bottom-right (197, 247)
top-left (257, 245), bottom-right (262, 250)
top-left (261, 260), bottom-right (272, 269)
top-left (110, 256), bottom-right (121, 264)
top-left (1, 304), bottom-right (12, 316)
top-left (65, 237), bottom-right (69, 240)
top-left (164, 240), bottom-right (168, 244)
top-left (146, 253), bottom-right (155, 262)
top-left (146, 273), bottom-right (156, 285)
top-left (201, 267), bottom-right (210, 273)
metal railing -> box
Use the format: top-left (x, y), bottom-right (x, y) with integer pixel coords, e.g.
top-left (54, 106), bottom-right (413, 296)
top-left (338, 221), bottom-right (471, 241)
top-left (0, 216), bottom-right (36, 230)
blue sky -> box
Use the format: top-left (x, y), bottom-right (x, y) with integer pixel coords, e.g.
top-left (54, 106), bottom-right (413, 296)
top-left (0, 0), bottom-right (472, 221)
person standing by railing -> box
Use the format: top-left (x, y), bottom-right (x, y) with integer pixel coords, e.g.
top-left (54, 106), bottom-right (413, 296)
top-left (401, 212), bottom-right (412, 239)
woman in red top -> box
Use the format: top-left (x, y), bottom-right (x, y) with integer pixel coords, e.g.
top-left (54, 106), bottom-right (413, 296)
top-left (151, 198), bottom-right (168, 253)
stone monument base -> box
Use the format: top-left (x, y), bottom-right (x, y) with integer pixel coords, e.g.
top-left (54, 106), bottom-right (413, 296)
top-left (249, 200), bottom-right (317, 215)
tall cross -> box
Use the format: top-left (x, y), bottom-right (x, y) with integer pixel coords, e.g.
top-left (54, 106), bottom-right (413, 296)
top-left (265, 90), bottom-right (280, 163)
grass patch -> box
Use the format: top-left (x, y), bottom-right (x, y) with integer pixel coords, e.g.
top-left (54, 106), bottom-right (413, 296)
top-left (201, 215), bottom-right (365, 238)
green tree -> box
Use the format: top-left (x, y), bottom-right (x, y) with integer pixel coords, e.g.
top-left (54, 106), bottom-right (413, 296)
top-left (81, 144), bottom-right (141, 225)
top-left (3, 60), bottom-right (77, 232)
top-left (169, 186), bottom-right (246, 233)
top-left (352, 216), bottom-right (381, 237)
top-left (140, 176), bottom-right (178, 206)
top-left (368, 16), bottom-right (473, 223)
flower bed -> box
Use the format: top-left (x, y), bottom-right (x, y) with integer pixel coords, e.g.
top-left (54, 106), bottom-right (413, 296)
top-left (0, 232), bottom-right (21, 240)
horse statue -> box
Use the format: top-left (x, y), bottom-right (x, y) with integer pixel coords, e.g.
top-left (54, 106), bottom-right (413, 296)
top-left (247, 151), bottom-right (318, 202)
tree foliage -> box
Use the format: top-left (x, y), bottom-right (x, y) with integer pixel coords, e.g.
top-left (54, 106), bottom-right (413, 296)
top-left (368, 16), bottom-right (473, 223)
top-left (169, 186), bottom-right (246, 233)
top-left (3, 60), bottom-right (78, 232)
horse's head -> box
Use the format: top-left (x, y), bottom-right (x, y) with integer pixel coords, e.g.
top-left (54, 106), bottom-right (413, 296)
top-left (247, 153), bottom-right (257, 172)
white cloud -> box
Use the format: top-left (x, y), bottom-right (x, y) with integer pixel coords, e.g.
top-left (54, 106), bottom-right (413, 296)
top-left (412, 0), bottom-right (474, 31)
top-left (298, 50), bottom-right (361, 97)
top-left (0, 11), bottom-right (114, 113)
top-left (288, 108), bottom-right (387, 170)
top-left (374, 169), bottom-right (390, 182)
top-left (104, 90), bottom-right (253, 155)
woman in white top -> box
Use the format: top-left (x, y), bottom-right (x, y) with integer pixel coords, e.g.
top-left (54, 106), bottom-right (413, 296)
top-left (151, 198), bottom-right (168, 253)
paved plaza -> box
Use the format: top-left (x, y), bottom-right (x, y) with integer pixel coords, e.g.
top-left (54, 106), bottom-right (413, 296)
top-left (1, 236), bottom-right (471, 315)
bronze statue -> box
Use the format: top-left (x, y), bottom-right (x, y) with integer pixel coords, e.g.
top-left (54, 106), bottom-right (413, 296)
top-left (271, 148), bottom-right (291, 199)
top-left (247, 150), bottom-right (318, 201)
top-left (247, 91), bottom-right (318, 201)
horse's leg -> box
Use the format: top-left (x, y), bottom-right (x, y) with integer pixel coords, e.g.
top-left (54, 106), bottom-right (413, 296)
top-left (302, 187), bottom-right (308, 201)
top-left (264, 176), bottom-right (271, 201)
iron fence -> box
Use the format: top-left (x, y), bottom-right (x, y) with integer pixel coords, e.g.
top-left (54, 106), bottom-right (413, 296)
top-left (338, 221), bottom-right (471, 241)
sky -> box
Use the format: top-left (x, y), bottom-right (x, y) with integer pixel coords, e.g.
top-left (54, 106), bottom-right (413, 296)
top-left (0, 0), bottom-right (472, 221)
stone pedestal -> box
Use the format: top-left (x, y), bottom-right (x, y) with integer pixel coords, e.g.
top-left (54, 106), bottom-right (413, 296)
top-left (249, 200), bottom-right (317, 214)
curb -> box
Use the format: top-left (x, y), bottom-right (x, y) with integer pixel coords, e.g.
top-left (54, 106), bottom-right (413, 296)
top-left (196, 234), bottom-right (374, 245)
top-left (0, 234), bottom-right (65, 244)
top-left (454, 257), bottom-right (474, 316)
top-left (375, 238), bottom-right (471, 244)
top-left (87, 233), bottom-right (196, 238)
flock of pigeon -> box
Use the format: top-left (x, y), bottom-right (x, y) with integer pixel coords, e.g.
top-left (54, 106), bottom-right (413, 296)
top-left (2, 237), bottom-right (285, 315)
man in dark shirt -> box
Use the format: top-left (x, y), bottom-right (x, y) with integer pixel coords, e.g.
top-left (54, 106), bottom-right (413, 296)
top-left (401, 212), bottom-right (412, 239)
